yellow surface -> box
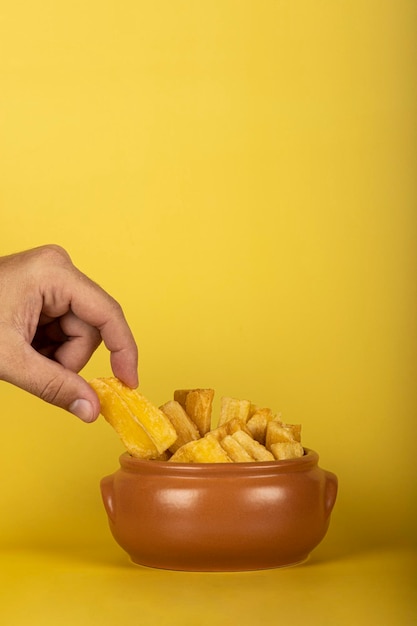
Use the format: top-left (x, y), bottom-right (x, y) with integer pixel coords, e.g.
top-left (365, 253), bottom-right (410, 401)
top-left (0, 1), bottom-right (416, 624)
top-left (0, 545), bottom-right (415, 626)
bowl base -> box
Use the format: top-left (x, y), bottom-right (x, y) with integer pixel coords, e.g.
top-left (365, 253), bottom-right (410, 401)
top-left (128, 554), bottom-right (310, 572)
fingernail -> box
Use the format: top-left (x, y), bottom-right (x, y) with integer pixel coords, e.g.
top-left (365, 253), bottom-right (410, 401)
top-left (69, 399), bottom-right (95, 422)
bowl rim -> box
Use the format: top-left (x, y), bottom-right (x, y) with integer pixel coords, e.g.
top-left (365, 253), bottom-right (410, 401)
top-left (118, 447), bottom-right (319, 476)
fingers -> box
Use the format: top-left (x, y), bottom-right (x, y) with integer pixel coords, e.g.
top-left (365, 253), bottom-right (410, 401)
top-left (54, 311), bottom-right (102, 372)
top-left (0, 245), bottom-right (139, 421)
top-left (31, 318), bottom-right (68, 359)
top-left (59, 274), bottom-right (139, 388)
top-left (32, 246), bottom-right (139, 388)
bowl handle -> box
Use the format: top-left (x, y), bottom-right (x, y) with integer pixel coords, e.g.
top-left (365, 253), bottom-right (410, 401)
top-left (100, 474), bottom-right (116, 524)
top-left (324, 470), bottom-right (338, 517)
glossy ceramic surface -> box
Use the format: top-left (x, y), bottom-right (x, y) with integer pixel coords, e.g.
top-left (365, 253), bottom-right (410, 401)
top-left (101, 448), bottom-right (338, 571)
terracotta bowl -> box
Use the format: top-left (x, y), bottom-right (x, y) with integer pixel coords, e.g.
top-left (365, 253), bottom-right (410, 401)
top-left (100, 448), bottom-right (337, 571)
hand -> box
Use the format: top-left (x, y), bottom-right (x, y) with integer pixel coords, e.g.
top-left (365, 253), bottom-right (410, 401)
top-left (0, 245), bottom-right (138, 422)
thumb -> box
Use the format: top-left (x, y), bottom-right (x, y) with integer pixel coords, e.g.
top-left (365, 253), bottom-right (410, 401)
top-left (4, 345), bottom-right (100, 422)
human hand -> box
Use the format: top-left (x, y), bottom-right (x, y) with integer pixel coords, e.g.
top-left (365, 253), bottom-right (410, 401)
top-left (0, 245), bottom-right (138, 422)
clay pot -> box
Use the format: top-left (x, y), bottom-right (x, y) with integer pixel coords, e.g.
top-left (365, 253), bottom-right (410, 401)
top-left (100, 448), bottom-right (337, 571)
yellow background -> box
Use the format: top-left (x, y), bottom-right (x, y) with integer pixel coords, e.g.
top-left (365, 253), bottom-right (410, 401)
top-left (0, 1), bottom-right (415, 624)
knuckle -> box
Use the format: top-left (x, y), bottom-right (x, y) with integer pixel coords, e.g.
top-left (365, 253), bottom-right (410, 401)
top-left (28, 245), bottom-right (74, 286)
top-left (39, 374), bottom-right (67, 405)
top-left (36, 244), bottom-right (71, 265)
top-left (102, 295), bottom-right (124, 321)
top-left (109, 297), bottom-right (123, 316)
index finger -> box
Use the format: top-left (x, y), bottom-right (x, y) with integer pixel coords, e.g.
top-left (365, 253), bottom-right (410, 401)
top-left (58, 270), bottom-right (139, 388)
